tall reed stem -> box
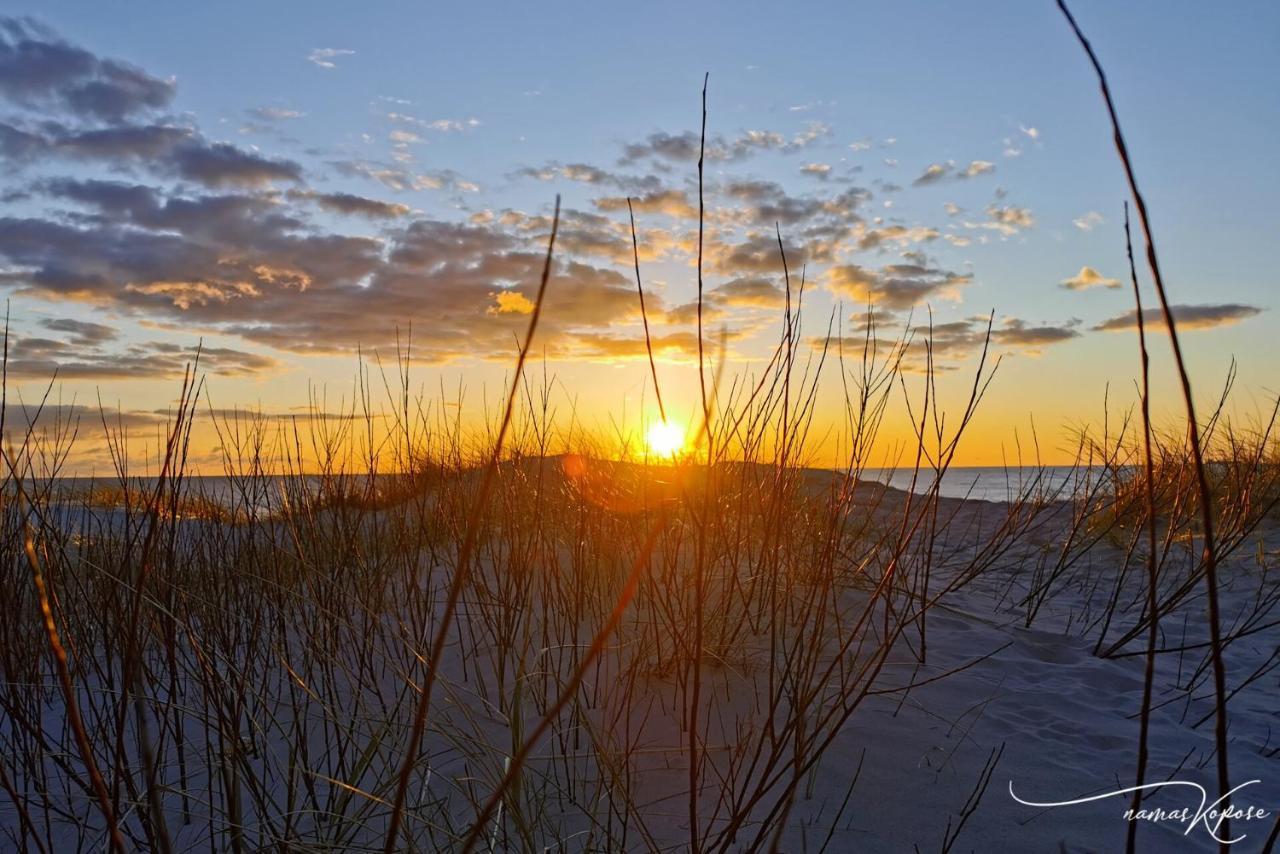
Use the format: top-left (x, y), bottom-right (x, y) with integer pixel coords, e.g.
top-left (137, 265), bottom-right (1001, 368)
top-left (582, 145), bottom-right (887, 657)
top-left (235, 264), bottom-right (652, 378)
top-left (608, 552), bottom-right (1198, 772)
top-left (1056, 5), bottom-right (1230, 848)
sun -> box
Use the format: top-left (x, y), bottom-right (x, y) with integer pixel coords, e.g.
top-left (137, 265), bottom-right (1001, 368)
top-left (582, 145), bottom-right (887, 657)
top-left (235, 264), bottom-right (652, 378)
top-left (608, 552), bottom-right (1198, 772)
top-left (645, 421), bottom-right (685, 457)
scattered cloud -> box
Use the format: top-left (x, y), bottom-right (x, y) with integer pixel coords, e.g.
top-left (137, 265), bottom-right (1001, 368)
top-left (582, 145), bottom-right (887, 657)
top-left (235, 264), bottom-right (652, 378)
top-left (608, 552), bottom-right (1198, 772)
top-left (707, 276), bottom-right (786, 308)
top-left (249, 106), bottom-right (304, 122)
top-left (911, 159), bottom-right (995, 187)
top-left (330, 160), bottom-right (477, 193)
top-left (171, 140), bottom-right (303, 187)
top-left (965, 204), bottom-right (1034, 237)
top-left (1073, 211), bottom-right (1105, 232)
top-left (307, 48), bottom-right (354, 69)
top-left (513, 161), bottom-right (663, 195)
top-left (620, 122), bottom-right (831, 165)
top-left (788, 100), bottom-right (830, 113)
top-left (40, 316), bottom-right (117, 345)
top-left (595, 189), bottom-right (697, 220)
top-left (827, 263), bottom-right (972, 310)
top-left (0, 174), bottom-right (661, 363)
top-left (960, 160), bottom-right (995, 178)
top-left (4, 332), bottom-right (277, 380)
top-left (1093, 303), bottom-right (1263, 332)
top-left (817, 312), bottom-right (1078, 364)
top-left (0, 20), bottom-right (301, 189)
top-left (1, 119), bottom-right (304, 187)
top-left (855, 224), bottom-right (939, 252)
top-left (1060, 266), bottom-right (1120, 291)
top-left (991, 317), bottom-right (1080, 352)
top-left (288, 189), bottom-right (410, 219)
top-left (427, 117), bottom-right (480, 132)
top-left (4, 15), bottom-right (1257, 387)
top-left (0, 17), bottom-right (174, 122)
top-left (706, 232), bottom-right (832, 276)
top-left (559, 330), bottom-right (706, 361)
top-left (918, 316), bottom-right (1079, 356)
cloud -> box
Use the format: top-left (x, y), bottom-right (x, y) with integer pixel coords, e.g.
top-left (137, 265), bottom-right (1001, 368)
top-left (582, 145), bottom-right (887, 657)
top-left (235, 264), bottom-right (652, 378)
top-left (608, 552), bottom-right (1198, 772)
top-left (912, 163), bottom-right (949, 186)
top-left (827, 262), bottom-right (972, 310)
top-left (386, 112), bottom-right (481, 133)
top-left (307, 48), bottom-right (354, 69)
top-left (1093, 303), bottom-right (1263, 332)
top-left (512, 161), bottom-right (664, 196)
top-left (990, 318), bottom-right (1080, 352)
top-left (705, 180), bottom-right (869, 232)
top-left (0, 17), bottom-right (174, 123)
top-left (0, 22), bottom-right (1094, 377)
top-left (426, 118), bottom-right (480, 132)
top-left (818, 312), bottom-right (1078, 365)
top-left (0, 180), bottom-right (385, 317)
top-left (918, 317), bottom-right (1078, 356)
top-left (40, 316), bottom-right (117, 344)
top-left (1, 119), bottom-right (304, 187)
top-left (331, 160), bottom-right (477, 193)
top-left (911, 159), bottom-right (995, 187)
top-left (170, 140), bottom-right (302, 187)
top-left (595, 189), bottom-right (697, 220)
top-left (4, 332), bottom-right (278, 380)
top-left (489, 289), bottom-right (535, 315)
top-left (960, 160), bottom-right (995, 178)
top-left (719, 179), bottom-right (827, 226)
top-left (0, 172), bottom-right (666, 364)
top-left (967, 204), bottom-right (1034, 236)
top-left (385, 111), bottom-right (422, 126)
top-left (1073, 211), bottom-right (1105, 232)
top-left (855, 224), bottom-right (939, 252)
top-left (289, 189), bottom-right (410, 219)
top-left (249, 106), bottom-right (304, 122)
top-left (501, 208), bottom-right (640, 264)
top-left (558, 163), bottom-right (610, 183)
top-left (707, 276), bottom-right (786, 308)
top-left (40, 177), bottom-right (303, 241)
top-left (621, 130), bottom-right (721, 164)
top-left (706, 232), bottom-right (831, 276)
top-left (1060, 266), bottom-right (1120, 291)
top-left (620, 122), bottom-right (831, 165)
top-left (3, 403), bottom-right (162, 431)
top-left (557, 330), bottom-right (704, 361)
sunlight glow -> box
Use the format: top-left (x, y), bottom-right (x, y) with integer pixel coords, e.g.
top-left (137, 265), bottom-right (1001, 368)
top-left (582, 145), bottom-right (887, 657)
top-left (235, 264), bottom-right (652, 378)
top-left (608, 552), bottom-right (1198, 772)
top-left (645, 421), bottom-right (685, 457)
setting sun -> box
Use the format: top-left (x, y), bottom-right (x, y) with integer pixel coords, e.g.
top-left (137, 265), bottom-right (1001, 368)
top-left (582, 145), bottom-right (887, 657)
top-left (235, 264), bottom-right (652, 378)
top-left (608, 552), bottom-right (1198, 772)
top-left (645, 421), bottom-right (685, 457)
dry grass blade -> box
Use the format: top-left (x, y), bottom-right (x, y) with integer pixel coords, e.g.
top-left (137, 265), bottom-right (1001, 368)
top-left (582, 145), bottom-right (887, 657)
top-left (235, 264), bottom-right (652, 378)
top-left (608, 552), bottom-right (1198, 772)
top-left (627, 195), bottom-right (670, 425)
top-left (627, 197), bottom-right (667, 424)
top-left (696, 71), bottom-right (711, 444)
top-left (1122, 201), bottom-right (1160, 854)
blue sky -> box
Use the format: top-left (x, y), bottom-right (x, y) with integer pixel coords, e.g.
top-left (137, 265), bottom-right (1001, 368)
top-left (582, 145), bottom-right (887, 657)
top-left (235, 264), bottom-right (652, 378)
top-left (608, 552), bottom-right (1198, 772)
top-left (2, 2), bottom-right (1276, 465)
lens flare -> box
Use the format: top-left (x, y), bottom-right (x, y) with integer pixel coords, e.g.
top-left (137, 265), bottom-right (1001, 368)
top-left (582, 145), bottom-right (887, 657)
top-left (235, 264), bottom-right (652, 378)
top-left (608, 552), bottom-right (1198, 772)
top-left (645, 421), bottom-right (685, 457)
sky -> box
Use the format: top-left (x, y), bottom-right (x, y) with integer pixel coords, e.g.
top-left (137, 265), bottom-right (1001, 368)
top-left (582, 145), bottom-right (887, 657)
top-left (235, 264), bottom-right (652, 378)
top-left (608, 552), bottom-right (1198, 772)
top-left (0, 2), bottom-right (1276, 471)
